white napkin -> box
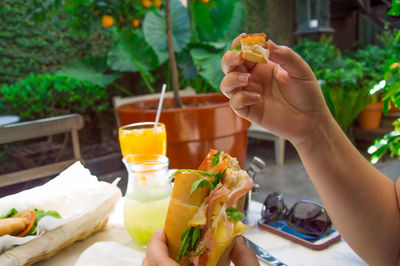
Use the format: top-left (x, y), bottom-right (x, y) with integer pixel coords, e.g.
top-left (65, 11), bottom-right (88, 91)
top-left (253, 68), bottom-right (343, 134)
top-left (0, 161), bottom-right (121, 253)
top-left (75, 242), bottom-right (145, 266)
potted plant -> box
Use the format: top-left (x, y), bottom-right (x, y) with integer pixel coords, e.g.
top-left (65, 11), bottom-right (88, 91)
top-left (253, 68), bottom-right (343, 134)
top-left (368, 57), bottom-right (400, 163)
top-left (32, 0), bottom-right (250, 169)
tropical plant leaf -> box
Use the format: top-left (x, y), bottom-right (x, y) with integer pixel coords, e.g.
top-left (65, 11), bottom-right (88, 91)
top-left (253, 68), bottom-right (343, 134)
top-left (108, 29), bottom-right (159, 73)
top-left (143, 0), bottom-right (191, 55)
top-left (217, 1), bottom-right (244, 42)
top-left (57, 56), bottom-right (120, 87)
top-left (193, 1), bottom-right (213, 41)
top-left (190, 44), bottom-right (228, 90)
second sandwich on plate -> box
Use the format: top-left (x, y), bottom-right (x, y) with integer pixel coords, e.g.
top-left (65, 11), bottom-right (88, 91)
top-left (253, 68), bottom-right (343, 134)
top-left (165, 149), bottom-right (253, 266)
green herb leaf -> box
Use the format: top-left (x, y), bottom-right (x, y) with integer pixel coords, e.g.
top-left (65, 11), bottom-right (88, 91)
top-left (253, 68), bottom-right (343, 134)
top-left (190, 178), bottom-right (214, 196)
top-left (226, 207), bottom-right (244, 221)
top-left (177, 227), bottom-right (192, 262)
top-left (170, 169), bottom-right (213, 182)
top-left (1, 208), bottom-right (18, 218)
top-left (176, 226), bottom-right (203, 262)
top-left (191, 227), bottom-right (202, 249)
top-left (211, 169), bottom-right (226, 187)
top-left (230, 44), bottom-right (241, 52)
top-left (212, 152), bottom-right (221, 167)
top-left (28, 209), bottom-right (62, 236)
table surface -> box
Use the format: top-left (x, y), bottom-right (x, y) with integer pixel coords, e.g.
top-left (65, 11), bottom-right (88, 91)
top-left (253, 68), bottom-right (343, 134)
top-left (0, 115), bottom-right (19, 127)
top-left (35, 199), bottom-right (366, 266)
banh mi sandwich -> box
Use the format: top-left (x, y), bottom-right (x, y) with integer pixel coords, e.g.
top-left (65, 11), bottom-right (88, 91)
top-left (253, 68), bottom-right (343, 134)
top-left (165, 149), bottom-right (253, 265)
top-left (0, 208), bottom-right (61, 237)
top-left (238, 33), bottom-right (269, 64)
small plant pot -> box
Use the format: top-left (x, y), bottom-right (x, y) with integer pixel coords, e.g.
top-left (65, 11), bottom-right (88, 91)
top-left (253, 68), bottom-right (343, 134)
top-left (359, 102), bottom-right (384, 130)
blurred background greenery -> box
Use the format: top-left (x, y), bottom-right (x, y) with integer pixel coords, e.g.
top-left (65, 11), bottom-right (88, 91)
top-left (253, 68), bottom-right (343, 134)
top-left (0, 0), bottom-right (399, 169)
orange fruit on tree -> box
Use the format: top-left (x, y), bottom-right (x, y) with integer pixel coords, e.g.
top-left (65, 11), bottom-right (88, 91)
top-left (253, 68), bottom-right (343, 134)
top-left (200, 0), bottom-right (210, 3)
top-left (154, 0), bottom-right (162, 7)
top-left (142, 0), bottom-right (152, 8)
top-left (101, 15), bottom-right (114, 27)
top-left (390, 62), bottom-right (400, 72)
top-left (132, 19), bottom-right (140, 28)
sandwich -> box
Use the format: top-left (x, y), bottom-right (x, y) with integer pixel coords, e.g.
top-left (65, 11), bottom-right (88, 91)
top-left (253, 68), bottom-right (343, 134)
top-left (164, 149), bottom-right (253, 265)
top-left (239, 33), bottom-right (269, 64)
top-left (0, 208), bottom-right (61, 237)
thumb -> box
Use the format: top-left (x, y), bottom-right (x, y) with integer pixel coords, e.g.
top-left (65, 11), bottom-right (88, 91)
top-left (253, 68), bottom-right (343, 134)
top-left (230, 236), bottom-right (260, 266)
top-left (267, 40), bottom-right (315, 80)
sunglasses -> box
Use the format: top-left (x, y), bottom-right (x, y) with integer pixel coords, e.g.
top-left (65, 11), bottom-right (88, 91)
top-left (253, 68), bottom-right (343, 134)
top-left (261, 192), bottom-right (332, 237)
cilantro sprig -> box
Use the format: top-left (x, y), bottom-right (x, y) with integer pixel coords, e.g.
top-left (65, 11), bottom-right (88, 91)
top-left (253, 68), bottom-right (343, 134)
top-left (187, 169), bottom-right (226, 196)
top-left (212, 152), bottom-right (221, 167)
top-left (225, 207), bottom-right (244, 221)
top-left (176, 226), bottom-right (202, 262)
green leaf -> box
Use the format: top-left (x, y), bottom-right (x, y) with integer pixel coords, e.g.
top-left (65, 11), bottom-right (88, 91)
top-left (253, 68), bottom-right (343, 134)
top-left (212, 152), bottom-right (221, 167)
top-left (211, 169), bottom-right (225, 187)
top-left (193, 1), bottom-right (214, 41)
top-left (190, 178), bottom-right (214, 196)
top-left (1, 208), bottom-right (18, 218)
top-left (108, 29), bottom-right (159, 73)
top-left (176, 226), bottom-right (202, 262)
top-left (191, 45), bottom-right (227, 90)
top-left (219, 1), bottom-right (245, 42)
top-left (58, 56), bottom-right (120, 87)
top-left (143, 0), bottom-right (191, 54)
top-left (226, 207), bottom-right (244, 221)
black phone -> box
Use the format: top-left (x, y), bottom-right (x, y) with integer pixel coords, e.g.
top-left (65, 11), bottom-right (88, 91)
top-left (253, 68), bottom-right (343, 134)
top-left (258, 219), bottom-right (341, 250)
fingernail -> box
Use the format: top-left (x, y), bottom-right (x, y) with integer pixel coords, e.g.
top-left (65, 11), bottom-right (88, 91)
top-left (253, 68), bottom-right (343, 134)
top-left (238, 73), bottom-right (250, 82)
top-left (267, 40), bottom-right (278, 50)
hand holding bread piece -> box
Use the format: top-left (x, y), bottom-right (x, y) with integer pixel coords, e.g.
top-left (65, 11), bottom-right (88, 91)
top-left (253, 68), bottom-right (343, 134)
top-left (164, 149), bottom-right (253, 266)
top-left (240, 33), bottom-right (269, 63)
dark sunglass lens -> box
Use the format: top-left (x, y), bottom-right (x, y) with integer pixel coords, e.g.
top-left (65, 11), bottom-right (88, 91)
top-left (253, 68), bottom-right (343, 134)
top-left (286, 200), bottom-right (332, 237)
top-left (261, 193), bottom-right (286, 222)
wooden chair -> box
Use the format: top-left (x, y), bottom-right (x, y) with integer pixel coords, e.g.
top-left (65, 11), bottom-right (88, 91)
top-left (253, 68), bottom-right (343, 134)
top-left (0, 114), bottom-right (84, 187)
top-left (247, 123), bottom-right (286, 166)
top-left (6, 91), bottom-right (72, 168)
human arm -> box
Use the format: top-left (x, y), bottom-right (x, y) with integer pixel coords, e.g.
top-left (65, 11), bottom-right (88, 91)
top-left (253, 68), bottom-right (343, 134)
top-left (220, 35), bottom-right (400, 265)
top-left (142, 229), bottom-right (259, 266)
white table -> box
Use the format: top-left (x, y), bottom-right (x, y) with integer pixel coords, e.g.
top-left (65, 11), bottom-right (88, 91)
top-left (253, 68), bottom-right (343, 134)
top-left (36, 199), bottom-right (366, 266)
top-left (0, 115), bottom-right (19, 127)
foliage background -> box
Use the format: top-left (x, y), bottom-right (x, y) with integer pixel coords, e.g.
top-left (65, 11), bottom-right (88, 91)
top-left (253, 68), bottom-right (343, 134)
top-left (0, 0), bottom-right (114, 85)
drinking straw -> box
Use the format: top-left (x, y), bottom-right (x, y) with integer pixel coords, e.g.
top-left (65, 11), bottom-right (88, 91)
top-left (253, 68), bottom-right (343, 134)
top-left (154, 83), bottom-right (167, 134)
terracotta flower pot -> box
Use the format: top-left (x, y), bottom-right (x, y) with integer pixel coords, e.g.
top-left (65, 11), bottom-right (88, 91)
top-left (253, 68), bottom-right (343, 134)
top-left (116, 93), bottom-right (251, 169)
top-left (359, 102), bottom-right (384, 130)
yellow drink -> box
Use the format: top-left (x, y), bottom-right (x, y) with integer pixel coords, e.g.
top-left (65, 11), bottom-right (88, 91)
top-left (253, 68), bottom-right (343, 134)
top-left (123, 194), bottom-right (171, 246)
top-left (119, 122), bottom-right (166, 157)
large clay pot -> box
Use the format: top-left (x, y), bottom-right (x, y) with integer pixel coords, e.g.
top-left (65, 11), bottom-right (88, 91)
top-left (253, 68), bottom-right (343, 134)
top-left (359, 102), bottom-right (384, 130)
top-left (116, 93), bottom-right (251, 169)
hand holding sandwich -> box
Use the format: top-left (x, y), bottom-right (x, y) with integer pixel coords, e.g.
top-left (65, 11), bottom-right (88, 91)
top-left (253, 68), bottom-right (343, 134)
top-left (143, 230), bottom-right (259, 266)
top-left (220, 33), bottom-right (331, 146)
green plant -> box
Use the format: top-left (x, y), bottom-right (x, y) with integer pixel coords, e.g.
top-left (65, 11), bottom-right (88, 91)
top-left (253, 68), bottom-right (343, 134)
top-left (0, 73), bottom-right (109, 121)
top-left (368, 58), bottom-right (400, 163)
top-left (0, 0), bottom-right (114, 85)
top-left (30, 0), bottom-right (244, 100)
top-left (294, 38), bottom-right (373, 133)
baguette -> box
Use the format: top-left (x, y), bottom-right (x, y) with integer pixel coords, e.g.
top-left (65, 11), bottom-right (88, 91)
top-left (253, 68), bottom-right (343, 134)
top-left (164, 149), bottom-right (253, 266)
top-left (240, 33), bottom-right (269, 63)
